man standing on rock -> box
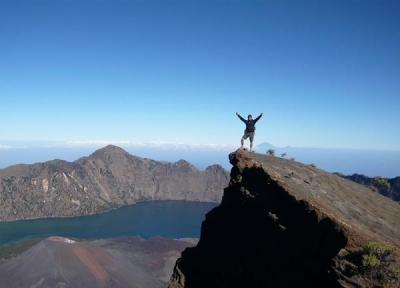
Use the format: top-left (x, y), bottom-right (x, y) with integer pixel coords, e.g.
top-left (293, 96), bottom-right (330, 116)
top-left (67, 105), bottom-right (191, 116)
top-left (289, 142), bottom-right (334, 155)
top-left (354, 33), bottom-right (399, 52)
top-left (236, 112), bottom-right (263, 152)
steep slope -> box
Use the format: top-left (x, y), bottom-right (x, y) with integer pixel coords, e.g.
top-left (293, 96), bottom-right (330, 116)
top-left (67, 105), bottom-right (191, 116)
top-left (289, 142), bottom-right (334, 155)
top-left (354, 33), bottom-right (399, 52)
top-left (169, 150), bottom-right (400, 288)
top-left (0, 145), bottom-right (229, 221)
top-left (0, 236), bottom-right (195, 288)
top-left (341, 173), bottom-right (400, 202)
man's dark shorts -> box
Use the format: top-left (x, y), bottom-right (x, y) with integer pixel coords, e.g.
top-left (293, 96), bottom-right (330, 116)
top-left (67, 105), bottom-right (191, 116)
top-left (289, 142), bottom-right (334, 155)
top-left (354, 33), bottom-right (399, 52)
top-left (242, 131), bottom-right (255, 142)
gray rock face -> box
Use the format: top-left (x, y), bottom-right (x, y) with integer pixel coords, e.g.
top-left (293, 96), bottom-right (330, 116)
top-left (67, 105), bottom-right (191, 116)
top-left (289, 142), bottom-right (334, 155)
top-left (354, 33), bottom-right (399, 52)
top-left (0, 145), bottom-right (229, 221)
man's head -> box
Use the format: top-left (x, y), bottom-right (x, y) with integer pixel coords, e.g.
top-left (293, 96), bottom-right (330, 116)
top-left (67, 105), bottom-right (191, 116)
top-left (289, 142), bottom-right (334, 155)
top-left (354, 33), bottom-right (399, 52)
top-left (248, 114), bottom-right (253, 120)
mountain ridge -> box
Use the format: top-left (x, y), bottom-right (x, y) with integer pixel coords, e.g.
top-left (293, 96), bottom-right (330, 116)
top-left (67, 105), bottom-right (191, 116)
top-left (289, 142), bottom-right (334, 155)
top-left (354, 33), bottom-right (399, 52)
top-left (0, 145), bottom-right (229, 221)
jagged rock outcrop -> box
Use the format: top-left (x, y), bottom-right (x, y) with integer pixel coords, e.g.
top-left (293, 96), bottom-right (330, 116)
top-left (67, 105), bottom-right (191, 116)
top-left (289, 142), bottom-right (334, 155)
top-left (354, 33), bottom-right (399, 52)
top-left (0, 145), bottom-right (229, 221)
top-left (169, 150), bottom-right (400, 288)
top-left (341, 174), bottom-right (400, 202)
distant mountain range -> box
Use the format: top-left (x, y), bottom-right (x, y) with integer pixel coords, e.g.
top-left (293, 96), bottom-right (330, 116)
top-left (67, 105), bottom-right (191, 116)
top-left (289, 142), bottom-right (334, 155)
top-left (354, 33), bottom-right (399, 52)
top-left (1, 141), bottom-right (399, 177)
top-left (339, 174), bottom-right (400, 202)
top-left (0, 145), bottom-right (229, 221)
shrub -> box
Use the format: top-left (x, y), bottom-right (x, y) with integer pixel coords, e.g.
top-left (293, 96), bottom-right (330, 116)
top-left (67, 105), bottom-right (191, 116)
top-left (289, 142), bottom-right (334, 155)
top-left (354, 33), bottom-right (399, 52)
top-left (373, 177), bottom-right (391, 191)
top-left (362, 253), bottom-right (381, 268)
top-left (343, 242), bottom-right (399, 286)
top-left (267, 149), bottom-right (275, 156)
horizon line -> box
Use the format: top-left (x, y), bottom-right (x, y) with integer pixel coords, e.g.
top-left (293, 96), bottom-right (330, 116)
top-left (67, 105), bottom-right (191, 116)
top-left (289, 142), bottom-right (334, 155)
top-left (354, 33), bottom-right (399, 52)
top-left (0, 140), bottom-right (400, 153)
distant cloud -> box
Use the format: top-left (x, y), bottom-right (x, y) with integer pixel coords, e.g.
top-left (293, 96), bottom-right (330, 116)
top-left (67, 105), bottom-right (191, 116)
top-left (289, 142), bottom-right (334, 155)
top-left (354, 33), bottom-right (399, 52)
top-left (0, 144), bottom-right (13, 150)
top-left (64, 140), bottom-right (131, 147)
top-left (63, 140), bottom-right (235, 151)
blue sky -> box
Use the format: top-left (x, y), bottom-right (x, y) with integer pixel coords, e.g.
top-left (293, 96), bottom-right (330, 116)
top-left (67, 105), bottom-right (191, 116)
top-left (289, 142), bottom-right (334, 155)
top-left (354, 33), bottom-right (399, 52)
top-left (1, 0), bottom-right (399, 150)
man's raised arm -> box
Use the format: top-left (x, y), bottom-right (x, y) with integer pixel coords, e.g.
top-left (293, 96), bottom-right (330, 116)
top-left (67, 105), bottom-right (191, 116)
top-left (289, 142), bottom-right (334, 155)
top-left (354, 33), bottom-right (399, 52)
top-left (254, 113), bottom-right (263, 123)
top-left (236, 112), bottom-right (246, 123)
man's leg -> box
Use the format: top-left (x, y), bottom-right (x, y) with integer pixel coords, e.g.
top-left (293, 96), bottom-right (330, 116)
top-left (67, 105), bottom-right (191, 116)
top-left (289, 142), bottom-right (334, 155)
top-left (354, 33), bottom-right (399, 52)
top-left (241, 132), bottom-right (248, 149)
top-left (249, 133), bottom-right (255, 152)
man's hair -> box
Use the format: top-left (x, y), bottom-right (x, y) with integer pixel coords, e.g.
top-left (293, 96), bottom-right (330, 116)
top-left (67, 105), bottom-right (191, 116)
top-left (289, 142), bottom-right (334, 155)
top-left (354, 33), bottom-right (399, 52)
top-left (248, 114), bottom-right (252, 118)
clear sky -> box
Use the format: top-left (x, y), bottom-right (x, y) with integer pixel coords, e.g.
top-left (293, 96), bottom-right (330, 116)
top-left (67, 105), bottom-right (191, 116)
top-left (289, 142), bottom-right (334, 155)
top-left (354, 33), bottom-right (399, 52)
top-left (1, 0), bottom-right (399, 150)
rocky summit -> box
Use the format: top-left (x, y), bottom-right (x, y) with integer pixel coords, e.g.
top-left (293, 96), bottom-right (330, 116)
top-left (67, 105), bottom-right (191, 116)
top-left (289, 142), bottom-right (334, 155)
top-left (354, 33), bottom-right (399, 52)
top-left (169, 149), bottom-right (400, 288)
top-left (0, 145), bottom-right (229, 221)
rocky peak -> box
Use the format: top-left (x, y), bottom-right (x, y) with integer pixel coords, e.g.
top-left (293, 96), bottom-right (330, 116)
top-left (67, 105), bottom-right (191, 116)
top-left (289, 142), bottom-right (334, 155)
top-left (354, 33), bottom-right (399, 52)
top-left (205, 164), bottom-right (225, 174)
top-left (169, 150), bottom-right (400, 288)
top-left (89, 145), bottom-right (130, 159)
top-left (172, 160), bottom-right (198, 173)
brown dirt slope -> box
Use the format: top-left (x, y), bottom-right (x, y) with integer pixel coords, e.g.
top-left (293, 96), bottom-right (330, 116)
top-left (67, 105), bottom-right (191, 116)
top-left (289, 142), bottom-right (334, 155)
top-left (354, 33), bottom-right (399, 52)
top-left (248, 151), bottom-right (400, 247)
top-left (0, 236), bottom-right (196, 288)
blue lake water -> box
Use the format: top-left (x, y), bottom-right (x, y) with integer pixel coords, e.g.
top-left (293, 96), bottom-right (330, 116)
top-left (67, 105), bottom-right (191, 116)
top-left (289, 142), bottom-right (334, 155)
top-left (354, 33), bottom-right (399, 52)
top-left (0, 201), bottom-right (217, 246)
